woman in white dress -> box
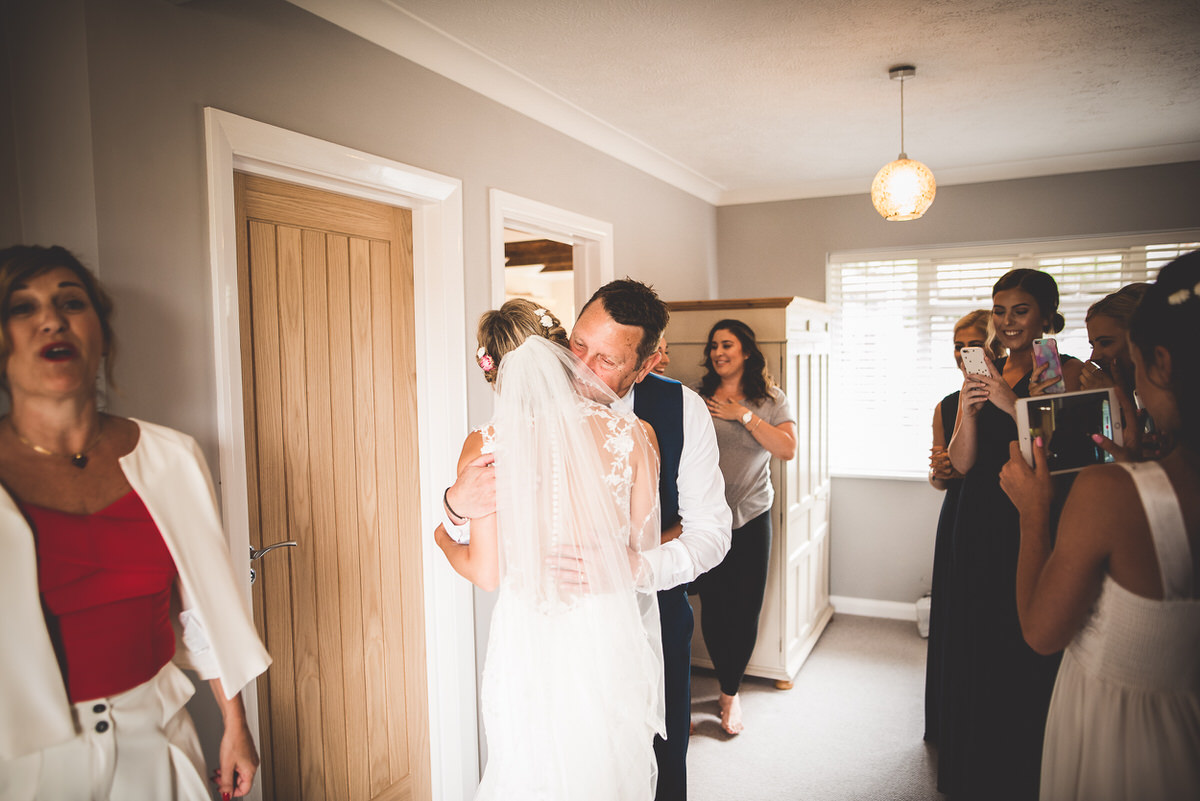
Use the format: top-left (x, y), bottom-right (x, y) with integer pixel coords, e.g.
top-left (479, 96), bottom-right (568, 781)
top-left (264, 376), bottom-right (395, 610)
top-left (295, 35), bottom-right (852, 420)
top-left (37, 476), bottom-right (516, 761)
top-left (1000, 250), bottom-right (1200, 801)
top-left (434, 299), bottom-right (665, 801)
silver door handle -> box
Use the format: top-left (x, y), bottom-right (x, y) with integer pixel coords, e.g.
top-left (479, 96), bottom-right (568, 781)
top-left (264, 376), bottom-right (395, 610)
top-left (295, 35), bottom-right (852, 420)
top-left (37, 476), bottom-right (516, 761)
top-left (249, 541), bottom-right (297, 584)
top-left (250, 541), bottom-right (298, 561)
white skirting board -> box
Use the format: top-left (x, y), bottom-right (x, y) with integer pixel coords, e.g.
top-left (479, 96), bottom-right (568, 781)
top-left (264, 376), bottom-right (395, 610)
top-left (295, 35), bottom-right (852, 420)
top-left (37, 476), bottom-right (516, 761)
top-left (830, 595), bottom-right (918, 622)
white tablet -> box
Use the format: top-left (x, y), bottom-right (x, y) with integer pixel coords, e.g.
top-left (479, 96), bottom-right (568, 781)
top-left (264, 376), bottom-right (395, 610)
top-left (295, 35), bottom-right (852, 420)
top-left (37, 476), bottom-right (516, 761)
top-left (1015, 387), bottom-right (1124, 475)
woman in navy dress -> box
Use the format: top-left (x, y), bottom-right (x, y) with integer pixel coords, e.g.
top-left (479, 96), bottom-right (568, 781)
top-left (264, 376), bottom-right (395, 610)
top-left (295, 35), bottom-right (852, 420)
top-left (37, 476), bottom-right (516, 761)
top-left (939, 269), bottom-right (1082, 799)
top-left (924, 309), bottom-right (1000, 744)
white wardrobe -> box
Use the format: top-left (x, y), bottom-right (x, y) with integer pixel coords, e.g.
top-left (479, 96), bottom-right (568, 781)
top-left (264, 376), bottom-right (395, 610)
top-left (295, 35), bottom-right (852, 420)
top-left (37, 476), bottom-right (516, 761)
top-left (664, 297), bottom-right (832, 686)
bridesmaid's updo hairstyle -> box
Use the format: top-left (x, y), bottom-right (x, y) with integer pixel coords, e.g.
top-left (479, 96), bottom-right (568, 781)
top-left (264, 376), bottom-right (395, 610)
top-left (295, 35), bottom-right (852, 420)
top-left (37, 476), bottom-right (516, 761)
top-left (1129, 249), bottom-right (1200, 452)
top-left (476, 299), bottom-right (568, 384)
top-left (993, 268), bottom-right (1065, 334)
top-left (1086, 282), bottom-right (1150, 327)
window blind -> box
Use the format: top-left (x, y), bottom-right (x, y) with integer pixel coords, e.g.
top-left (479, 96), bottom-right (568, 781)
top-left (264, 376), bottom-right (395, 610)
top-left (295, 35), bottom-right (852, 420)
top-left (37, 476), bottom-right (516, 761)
top-left (827, 236), bottom-right (1199, 477)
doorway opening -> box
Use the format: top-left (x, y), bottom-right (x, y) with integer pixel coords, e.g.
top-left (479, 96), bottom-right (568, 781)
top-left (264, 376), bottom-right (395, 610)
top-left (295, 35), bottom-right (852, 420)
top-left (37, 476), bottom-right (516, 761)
top-left (503, 229), bottom-right (576, 324)
top-left (489, 189), bottom-right (614, 329)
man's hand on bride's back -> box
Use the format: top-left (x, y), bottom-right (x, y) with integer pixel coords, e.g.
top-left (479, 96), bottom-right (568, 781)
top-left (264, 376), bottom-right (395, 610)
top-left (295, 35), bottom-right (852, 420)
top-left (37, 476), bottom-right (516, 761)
top-left (547, 546), bottom-right (590, 596)
top-left (546, 542), bottom-right (639, 596)
top-left (448, 453), bottom-right (497, 520)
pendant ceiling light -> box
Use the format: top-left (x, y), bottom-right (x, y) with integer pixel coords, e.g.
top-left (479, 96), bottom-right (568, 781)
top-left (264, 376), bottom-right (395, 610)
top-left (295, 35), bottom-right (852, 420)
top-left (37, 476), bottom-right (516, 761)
top-left (871, 65), bottom-right (936, 221)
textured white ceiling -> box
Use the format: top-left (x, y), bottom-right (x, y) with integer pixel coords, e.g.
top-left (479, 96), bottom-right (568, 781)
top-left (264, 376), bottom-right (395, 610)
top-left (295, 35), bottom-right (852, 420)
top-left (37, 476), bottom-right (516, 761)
top-left (292, 0), bottom-right (1200, 204)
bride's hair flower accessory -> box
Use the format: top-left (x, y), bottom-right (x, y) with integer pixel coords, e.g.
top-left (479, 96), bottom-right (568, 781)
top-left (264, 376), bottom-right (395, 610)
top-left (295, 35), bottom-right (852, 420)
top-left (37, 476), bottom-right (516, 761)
top-left (475, 299), bottom-right (568, 385)
top-left (1166, 280), bottom-right (1200, 307)
top-left (477, 347), bottom-right (495, 372)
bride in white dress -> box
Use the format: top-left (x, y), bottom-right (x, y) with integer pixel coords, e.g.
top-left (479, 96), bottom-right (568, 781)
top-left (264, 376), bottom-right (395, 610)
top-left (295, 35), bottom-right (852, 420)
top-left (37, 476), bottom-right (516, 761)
top-left (434, 300), bottom-right (665, 801)
top-left (1000, 250), bottom-right (1200, 801)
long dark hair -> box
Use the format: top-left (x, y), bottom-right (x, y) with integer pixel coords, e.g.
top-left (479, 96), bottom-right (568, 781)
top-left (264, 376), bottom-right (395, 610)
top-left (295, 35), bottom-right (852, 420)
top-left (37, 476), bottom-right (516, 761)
top-left (1129, 250), bottom-right (1200, 453)
top-left (992, 268), bottom-right (1065, 334)
top-left (698, 318), bottom-right (774, 403)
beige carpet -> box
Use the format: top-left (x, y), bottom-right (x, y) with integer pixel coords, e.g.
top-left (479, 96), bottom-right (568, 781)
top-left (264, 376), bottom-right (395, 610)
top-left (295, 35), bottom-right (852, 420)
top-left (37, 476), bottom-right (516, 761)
top-left (687, 613), bottom-right (942, 801)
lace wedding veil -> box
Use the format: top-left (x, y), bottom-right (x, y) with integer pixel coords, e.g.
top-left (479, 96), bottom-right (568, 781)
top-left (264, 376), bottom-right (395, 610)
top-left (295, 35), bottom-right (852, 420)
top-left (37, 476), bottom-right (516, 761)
top-left (490, 334), bottom-right (666, 729)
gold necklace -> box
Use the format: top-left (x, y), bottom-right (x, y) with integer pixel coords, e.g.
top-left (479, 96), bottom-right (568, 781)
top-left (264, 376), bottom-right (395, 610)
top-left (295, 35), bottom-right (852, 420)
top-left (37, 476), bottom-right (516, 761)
top-left (8, 418), bottom-right (104, 469)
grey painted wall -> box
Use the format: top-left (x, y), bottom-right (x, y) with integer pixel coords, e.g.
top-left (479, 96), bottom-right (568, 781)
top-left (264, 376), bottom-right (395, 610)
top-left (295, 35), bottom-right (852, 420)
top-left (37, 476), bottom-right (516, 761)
top-left (82, 0), bottom-right (716, 439)
top-left (716, 162), bottom-right (1200, 303)
top-left (7, 0), bottom-right (718, 444)
top-left (0, 21), bottom-right (20, 248)
top-left (716, 162), bottom-right (1200, 605)
top-left (3, 0), bottom-right (101, 266)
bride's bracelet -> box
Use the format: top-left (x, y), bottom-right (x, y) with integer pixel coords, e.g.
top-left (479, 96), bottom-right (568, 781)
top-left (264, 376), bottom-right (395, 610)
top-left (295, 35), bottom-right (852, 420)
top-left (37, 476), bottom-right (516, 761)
top-left (443, 486), bottom-right (470, 523)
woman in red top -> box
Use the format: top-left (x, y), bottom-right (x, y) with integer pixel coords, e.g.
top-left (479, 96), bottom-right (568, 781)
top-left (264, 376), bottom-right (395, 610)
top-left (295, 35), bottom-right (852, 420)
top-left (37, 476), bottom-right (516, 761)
top-left (0, 245), bottom-right (270, 800)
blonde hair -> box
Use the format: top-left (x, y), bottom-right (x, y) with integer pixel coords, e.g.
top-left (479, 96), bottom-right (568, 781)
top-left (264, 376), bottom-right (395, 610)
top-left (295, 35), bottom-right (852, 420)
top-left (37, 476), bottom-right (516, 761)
top-left (476, 299), bottom-right (569, 384)
top-left (954, 309), bottom-right (1005, 359)
top-left (1086, 282), bottom-right (1150, 327)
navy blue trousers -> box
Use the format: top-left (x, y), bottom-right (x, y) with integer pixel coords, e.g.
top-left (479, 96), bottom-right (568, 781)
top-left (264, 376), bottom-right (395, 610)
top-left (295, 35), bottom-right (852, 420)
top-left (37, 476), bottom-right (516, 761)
top-left (653, 585), bottom-right (693, 801)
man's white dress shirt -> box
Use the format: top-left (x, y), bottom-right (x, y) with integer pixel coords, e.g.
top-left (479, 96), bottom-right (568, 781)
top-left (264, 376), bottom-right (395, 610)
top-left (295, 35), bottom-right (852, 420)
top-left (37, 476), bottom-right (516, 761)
top-left (616, 382), bottom-right (732, 592)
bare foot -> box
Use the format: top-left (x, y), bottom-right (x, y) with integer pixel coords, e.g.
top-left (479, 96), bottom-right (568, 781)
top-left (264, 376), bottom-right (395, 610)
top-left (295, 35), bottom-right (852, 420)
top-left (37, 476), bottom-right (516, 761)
top-left (718, 692), bottom-right (744, 735)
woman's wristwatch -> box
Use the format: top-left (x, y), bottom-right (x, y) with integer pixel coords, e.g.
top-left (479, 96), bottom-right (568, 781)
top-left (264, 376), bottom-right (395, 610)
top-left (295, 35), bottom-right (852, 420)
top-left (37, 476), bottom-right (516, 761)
top-left (741, 410), bottom-right (753, 426)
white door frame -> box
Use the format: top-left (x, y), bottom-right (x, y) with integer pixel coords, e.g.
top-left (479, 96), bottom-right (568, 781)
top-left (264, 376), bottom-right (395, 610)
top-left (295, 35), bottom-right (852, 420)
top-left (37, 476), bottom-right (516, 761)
top-left (488, 189), bottom-right (615, 313)
top-left (204, 108), bottom-right (476, 801)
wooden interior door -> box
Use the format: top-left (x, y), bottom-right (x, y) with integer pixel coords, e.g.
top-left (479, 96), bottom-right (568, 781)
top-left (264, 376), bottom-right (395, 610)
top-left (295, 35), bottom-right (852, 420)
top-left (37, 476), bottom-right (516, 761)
top-left (235, 172), bottom-right (430, 801)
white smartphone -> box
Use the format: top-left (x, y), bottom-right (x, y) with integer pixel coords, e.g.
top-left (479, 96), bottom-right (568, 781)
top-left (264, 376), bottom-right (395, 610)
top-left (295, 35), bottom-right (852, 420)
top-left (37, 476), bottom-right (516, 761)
top-left (1015, 388), bottom-right (1124, 474)
top-left (960, 346), bottom-right (991, 377)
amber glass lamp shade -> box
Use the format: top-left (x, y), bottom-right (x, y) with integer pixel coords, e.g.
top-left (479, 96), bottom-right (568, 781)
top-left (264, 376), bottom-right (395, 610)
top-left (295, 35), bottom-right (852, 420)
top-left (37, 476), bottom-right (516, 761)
top-left (871, 156), bottom-right (936, 221)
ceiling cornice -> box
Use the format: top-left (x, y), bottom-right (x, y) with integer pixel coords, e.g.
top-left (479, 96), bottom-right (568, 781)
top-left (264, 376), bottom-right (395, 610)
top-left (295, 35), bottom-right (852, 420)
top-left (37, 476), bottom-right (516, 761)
top-left (288, 1), bottom-right (1200, 208)
top-left (286, 0), bottom-right (726, 203)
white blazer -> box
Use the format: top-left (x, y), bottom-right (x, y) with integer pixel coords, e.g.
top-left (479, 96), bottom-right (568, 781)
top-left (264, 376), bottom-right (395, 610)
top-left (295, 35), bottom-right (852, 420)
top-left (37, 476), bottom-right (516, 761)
top-left (0, 419), bottom-right (271, 760)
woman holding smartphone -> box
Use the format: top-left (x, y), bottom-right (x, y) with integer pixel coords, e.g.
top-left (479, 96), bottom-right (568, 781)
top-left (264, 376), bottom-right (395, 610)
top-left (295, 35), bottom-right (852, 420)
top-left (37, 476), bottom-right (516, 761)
top-left (1000, 251), bottom-right (1200, 801)
top-left (940, 269), bottom-right (1082, 799)
top-left (924, 309), bottom-right (1003, 745)
top-left (1082, 283), bottom-right (1160, 460)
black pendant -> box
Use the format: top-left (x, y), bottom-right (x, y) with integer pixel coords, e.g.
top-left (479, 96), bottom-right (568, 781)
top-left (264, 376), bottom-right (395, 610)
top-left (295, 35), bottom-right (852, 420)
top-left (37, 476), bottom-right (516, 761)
top-left (71, 453), bottom-right (89, 469)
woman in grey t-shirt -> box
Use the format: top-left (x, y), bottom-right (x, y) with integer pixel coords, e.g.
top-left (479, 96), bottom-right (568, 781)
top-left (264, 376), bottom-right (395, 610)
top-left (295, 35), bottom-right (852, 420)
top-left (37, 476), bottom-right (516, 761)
top-left (691, 319), bottom-right (797, 735)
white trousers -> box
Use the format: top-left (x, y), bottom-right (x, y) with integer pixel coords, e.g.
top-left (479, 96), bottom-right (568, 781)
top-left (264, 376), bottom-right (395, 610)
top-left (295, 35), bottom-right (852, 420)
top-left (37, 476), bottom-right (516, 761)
top-left (0, 662), bottom-right (210, 801)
